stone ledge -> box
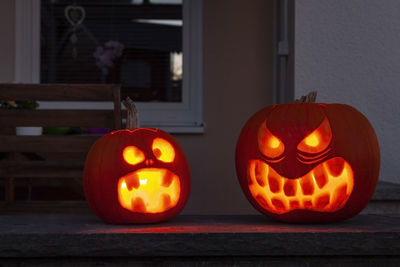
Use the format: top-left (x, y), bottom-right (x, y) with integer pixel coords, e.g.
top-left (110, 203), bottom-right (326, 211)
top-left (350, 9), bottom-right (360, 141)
top-left (0, 214), bottom-right (399, 258)
top-left (363, 181), bottom-right (400, 214)
top-left (372, 181), bottom-right (400, 201)
top-left (1, 256), bottom-right (400, 266)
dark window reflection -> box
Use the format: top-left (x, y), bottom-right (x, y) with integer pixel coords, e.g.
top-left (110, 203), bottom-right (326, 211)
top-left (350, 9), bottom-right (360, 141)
top-left (40, 0), bottom-right (183, 102)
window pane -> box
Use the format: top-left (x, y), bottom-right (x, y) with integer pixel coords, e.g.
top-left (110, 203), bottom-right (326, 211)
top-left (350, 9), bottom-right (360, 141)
top-left (40, 0), bottom-right (183, 102)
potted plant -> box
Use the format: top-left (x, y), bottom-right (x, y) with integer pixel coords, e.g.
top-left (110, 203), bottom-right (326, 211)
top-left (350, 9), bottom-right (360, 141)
top-left (0, 100), bottom-right (42, 135)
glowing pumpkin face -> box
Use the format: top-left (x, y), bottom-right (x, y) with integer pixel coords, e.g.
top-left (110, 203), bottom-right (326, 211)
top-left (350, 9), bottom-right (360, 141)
top-left (236, 103), bottom-right (380, 223)
top-left (84, 128), bottom-right (190, 224)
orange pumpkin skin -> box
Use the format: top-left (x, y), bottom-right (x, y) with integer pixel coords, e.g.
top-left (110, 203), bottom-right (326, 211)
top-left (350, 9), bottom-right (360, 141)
top-left (84, 128), bottom-right (190, 224)
top-left (235, 103), bottom-right (380, 223)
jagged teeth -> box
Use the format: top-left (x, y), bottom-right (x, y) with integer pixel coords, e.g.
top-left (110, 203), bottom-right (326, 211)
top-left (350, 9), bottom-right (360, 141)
top-left (283, 180), bottom-right (296, 196)
top-left (325, 157), bottom-right (345, 177)
top-left (267, 172), bottom-right (281, 193)
top-left (249, 157), bottom-right (353, 214)
top-left (162, 171), bottom-right (174, 187)
top-left (125, 173), bottom-right (140, 190)
top-left (131, 196), bottom-right (146, 212)
top-left (300, 175), bottom-right (315, 195)
top-left (313, 165), bottom-right (328, 189)
top-left (118, 169), bottom-right (181, 213)
top-left (254, 161), bottom-right (267, 187)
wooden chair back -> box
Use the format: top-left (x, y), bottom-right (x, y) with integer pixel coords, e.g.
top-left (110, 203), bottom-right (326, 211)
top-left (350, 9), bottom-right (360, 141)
top-left (0, 84), bottom-right (121, 213)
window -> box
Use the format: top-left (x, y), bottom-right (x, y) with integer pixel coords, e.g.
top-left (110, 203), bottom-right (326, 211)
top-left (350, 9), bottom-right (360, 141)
top-left (15, 0), bottom-right (203, 133)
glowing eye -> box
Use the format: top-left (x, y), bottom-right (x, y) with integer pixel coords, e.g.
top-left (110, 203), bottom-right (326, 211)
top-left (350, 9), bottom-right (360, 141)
top-left (258, 121), bottom-right (285, 158)
top-left (298, 117), bottom-right (332, 154)
top-left (123, 146), bottom-right (145, 165)
top-left (152, 138), bottom-right (175, 163)
top-left (304, 132), bottom-right (319, 147)
top-left (269, 136), bottom-right (281, 149)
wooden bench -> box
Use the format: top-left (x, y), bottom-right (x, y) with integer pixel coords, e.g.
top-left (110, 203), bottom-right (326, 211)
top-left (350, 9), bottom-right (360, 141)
top-left (0, 84), bottom-right (121, 213)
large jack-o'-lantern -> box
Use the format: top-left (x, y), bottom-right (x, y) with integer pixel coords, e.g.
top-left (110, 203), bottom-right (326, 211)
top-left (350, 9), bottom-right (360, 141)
top-left (84, 98), bottom-right (190, 224)
top-left (235, 92), bottom-right (380, 223)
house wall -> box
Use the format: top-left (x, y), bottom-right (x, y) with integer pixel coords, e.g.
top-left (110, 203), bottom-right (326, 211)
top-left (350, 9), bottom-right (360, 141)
top-left (177, 0), bottom-right (274, 214)
top-left (0, 0), bottom-right (15, 82)
top-left (295, 0), bottom-right (400, 184)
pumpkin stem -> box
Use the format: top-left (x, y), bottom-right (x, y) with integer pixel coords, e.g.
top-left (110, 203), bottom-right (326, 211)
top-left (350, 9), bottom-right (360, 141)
top-left (295, 91), bottom-right (317, 102)
top-left (122, 97), bottom-right (140, 129)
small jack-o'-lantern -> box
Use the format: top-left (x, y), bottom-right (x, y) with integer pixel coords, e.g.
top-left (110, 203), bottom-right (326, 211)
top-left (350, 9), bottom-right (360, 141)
top-left (235, 92), bottom-right (380, 223)
top-left (84, 98), bottom-right (190, 224)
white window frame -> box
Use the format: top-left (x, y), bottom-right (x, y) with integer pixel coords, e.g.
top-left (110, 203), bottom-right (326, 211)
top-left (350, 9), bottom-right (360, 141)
top-left (14, 0), bottom-right (203, 133)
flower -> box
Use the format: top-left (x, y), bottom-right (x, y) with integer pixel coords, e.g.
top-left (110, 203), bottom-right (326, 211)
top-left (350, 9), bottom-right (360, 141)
top-left (93, 40), bottom-right (125, 76)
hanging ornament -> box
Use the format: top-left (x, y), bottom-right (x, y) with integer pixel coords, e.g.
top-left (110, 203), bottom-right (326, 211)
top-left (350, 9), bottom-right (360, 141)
top-left (64, 3), bottom-right (86, 58)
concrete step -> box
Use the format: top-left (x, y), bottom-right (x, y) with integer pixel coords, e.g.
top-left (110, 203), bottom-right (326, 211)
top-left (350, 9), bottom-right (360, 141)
top-left (363, 181), bottom-right (400, 214)
top-left (0, 214), bottom-right (399, 265)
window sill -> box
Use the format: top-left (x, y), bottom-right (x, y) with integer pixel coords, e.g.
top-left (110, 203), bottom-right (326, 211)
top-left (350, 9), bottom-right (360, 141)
top-left (145, 124), bottom-right (205, 134)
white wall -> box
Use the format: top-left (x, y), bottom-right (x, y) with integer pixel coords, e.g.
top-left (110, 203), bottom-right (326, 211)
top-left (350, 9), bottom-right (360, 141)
top-left (295, 0), bottom-right (400, 184)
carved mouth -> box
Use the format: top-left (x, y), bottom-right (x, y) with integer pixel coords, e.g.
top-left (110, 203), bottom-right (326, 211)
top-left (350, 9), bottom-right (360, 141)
top-left (248, 157), bottom-right (354, 214)
top-left (118, 168), bottom-right (180, 213)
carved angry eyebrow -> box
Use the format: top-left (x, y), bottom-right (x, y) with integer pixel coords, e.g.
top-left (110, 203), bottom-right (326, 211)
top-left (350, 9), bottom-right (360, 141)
top-left (258, 120), bottom-right (285, 159)
top-left (297, 117), bottom-right (332, 154)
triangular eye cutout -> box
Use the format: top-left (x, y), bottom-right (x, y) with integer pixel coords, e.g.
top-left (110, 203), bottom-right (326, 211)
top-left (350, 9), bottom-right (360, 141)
top-left (258, 121), bottom-right (285, 159)
top-left (297, 117), bottom-right (332, 154)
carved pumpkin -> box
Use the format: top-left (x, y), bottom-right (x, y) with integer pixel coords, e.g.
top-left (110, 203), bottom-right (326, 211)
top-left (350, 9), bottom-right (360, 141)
top-left (84, 98), bottom-right (190, 224)
top-left (235, 93), bottom-right (380, 223)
